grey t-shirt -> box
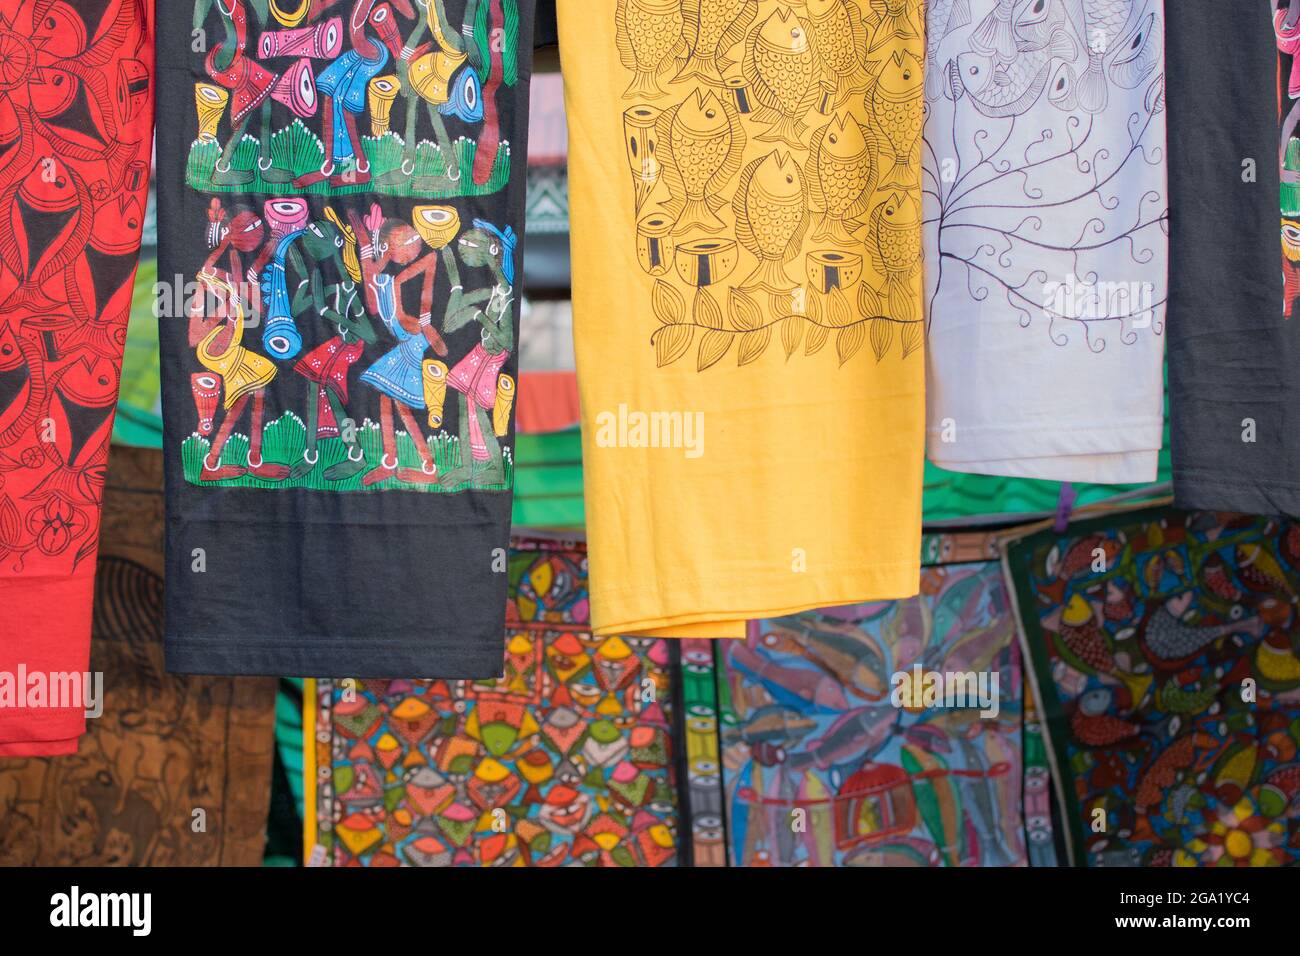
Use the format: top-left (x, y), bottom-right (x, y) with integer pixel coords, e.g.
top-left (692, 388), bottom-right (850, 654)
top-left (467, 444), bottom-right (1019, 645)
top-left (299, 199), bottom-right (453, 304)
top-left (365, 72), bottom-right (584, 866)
top-left (1168, 0), bottom-right (1300, 516)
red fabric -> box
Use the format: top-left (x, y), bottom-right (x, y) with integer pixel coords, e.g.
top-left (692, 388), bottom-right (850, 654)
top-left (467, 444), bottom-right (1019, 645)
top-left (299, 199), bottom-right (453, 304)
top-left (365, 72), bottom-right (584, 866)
top-left (0, 0), bottom-right (155, 756)
top-left (516, 370), bottom-right (579, 434)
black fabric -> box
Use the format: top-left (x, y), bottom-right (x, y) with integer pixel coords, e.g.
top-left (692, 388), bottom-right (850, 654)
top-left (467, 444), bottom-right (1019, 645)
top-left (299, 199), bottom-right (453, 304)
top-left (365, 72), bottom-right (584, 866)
top-left (1167, 0), bottom-right (1300, 516)
top-left (156, 1), bottom-right (536, 677)
top-left (534, 0), bottom-right (556, 47)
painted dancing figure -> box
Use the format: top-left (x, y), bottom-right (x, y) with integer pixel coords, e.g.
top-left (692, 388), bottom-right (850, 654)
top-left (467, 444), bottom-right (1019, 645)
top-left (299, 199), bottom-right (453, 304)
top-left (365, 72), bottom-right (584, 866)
top-left (353, 203), bottom-right (452, 485)
top-left (293, 0), bottom-right (416, 187)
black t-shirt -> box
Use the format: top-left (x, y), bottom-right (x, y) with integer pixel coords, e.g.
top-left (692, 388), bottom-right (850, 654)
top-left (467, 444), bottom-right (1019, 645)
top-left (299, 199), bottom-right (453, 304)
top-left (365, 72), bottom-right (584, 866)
top-left (156, 0), bottom-right (536, 677)
top-left (1168, 0), bottom-right (1300, 515)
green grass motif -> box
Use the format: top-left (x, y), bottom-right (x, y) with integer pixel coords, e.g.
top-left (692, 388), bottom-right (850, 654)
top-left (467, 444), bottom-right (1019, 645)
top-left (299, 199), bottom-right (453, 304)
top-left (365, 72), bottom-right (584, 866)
top-left (186, 124), bottom-right (511, 198)
top-left (181, 412), bottom-right (513, 493)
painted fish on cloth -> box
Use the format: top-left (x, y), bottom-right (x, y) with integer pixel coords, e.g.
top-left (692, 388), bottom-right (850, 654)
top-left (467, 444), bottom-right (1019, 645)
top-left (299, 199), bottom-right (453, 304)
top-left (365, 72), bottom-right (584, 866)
top-left (954, 30), bottom-right (1076, 118)
top-left (615, 0), bottom-right (688, 99)
top-left (1016, 0), bottom-right (1087, 51)
top-left (867, 191), bottom-right (920, 322)
top-left (968, 0), bottom-right (1018, 61)
top-left (804, 112), bottom-right (879, 243)
top-left (865, 0), bottom-right (922, 55)
top-left (742, 8), bottom-right (819, 147)
top-left (674, 0), bottom-right (756, 86)
top-left (805, 0), bottom-right (873, 107)
top-left (1077, 0), bottom-right (1136, 113)
top-left (871, 48), bottom-right (924, 186)
top-left (732, 150), bottom-right (809, 295)
top-left (655, 89), bottom-right (746, 234)
top-left (925, 0), bottom-right (973, 99)
top-left (1108, 9), bottom-right (1160, 91)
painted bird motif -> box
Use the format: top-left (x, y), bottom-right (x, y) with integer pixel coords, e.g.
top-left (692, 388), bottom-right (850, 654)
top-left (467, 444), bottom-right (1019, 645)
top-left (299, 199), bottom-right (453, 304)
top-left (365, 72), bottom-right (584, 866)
top-left (871, 48), bottom-right (924, 188)
top-left (742, 8), bottom-right (819, 147)
top-left (733, 151), bottom-right (809, 295)
top-left (867, 191), bottom-right (921, 323)
top-left (655, 89), bottom-right (745, 234)
top-left (805, 0), bottom-right (872, 107)
top-left (804, 113), bottom-right (878, 244)
top-left (1070, 688), bottom-right (1140, 746)
top-left (1236, 543), bottom-right (1295, 598)
top-left (615, 0), bottom-right (688, 99)
top-left (674, 0), bottom-right (756, 85)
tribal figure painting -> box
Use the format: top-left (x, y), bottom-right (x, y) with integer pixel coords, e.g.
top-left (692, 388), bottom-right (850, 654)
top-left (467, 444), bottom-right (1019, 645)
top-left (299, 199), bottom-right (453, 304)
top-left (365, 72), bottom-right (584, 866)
top-left (155, 0), bottom-right (537, 677)
top-left (558, 0), bottom-right (927, 639)
top-left (0, 0), bottom-right (156, 756)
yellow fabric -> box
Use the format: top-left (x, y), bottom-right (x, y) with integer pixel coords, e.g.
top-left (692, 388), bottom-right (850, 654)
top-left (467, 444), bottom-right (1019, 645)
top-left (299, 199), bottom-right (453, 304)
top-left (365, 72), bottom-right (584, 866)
top-left (559, 0), bottom-right (926, 637)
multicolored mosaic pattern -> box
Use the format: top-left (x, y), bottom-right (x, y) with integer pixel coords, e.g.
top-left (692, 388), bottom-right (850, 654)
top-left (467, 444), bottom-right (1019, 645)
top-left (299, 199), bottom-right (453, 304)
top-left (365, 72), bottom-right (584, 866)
top-left (306, 539), bottom-right (679, 866)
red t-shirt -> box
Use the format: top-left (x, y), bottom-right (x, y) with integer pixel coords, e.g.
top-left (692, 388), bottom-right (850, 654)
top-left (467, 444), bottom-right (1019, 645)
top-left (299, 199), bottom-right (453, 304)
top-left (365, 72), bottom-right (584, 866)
top-left (0, 0), bottom-right (156, 755)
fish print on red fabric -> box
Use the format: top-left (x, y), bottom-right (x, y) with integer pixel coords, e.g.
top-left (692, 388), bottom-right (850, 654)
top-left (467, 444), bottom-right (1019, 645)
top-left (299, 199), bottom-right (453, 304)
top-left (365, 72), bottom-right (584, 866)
top-left (0, 0), bottom-right (154, 576)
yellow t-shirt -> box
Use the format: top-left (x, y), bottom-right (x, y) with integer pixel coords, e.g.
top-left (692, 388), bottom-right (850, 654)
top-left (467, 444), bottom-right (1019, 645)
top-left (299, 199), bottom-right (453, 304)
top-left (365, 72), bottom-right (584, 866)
top-left (559, 0), bottom-right (926, 637)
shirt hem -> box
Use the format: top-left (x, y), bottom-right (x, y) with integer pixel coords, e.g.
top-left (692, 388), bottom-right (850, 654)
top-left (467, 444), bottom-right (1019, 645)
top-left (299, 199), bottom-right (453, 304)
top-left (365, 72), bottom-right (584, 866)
top-left (164, 639), bottom-right (506, 680)
top-left (1172, 473), bottom-right (1300, 518)
top-left (591, 563), bottom-right (921, 636)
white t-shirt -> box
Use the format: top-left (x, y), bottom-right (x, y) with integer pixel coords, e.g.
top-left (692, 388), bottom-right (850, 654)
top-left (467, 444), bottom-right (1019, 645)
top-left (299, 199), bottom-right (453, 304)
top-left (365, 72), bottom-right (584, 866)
top-left (922, 0), bottom-right (1167, 483)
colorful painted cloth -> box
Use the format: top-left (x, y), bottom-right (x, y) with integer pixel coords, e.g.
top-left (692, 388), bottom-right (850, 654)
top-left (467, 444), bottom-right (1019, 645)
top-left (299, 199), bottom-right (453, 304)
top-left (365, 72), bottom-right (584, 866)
top-left (558, 0), bottom-right (926, 638)
top-left (0, 0), bottom-right (156, 755)
top-left (923, 0), bottom-right (1167, 484)
top-left (1007, 507), bottom-right (1300, 866)
top-left (305, 538), bottom-right (680, 866)
top-left (715, 533), bottom-right (1033, 866)
top-left (0, 447), bottom-right (277, 864)
top-left (1168, 0), bottom-right (1300, 516)
top-left (156, 1), bottom-right (536, 677)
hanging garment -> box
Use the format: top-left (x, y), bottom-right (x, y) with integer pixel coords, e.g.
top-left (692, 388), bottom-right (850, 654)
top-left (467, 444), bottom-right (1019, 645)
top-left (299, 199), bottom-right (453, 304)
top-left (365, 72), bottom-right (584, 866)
top-left (156, 0), bottom-right (536, 677)
top-left (923, 0), bottom-right (1168, 483)
top-left (0, 0), bottom-right (156, 757)
top-left (0, 447), bottom-right (278, 864)
top-left (557, 0), bottom-right (927, 638)
top-left (1168, 0), bottom-right (1299, 516)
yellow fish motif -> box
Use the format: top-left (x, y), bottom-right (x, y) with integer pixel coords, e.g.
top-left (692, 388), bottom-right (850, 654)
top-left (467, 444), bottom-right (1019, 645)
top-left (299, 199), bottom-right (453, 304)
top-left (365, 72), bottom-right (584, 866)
top-left (742, 8), bottom-right (818, 147)
top-left (733, 151), bottom-right (809, 294)
top-left (615, 0), bottom-right (687, 99)
top-left (805, 112), bottom-right (878, 244)
top-left (865, 0), bottom-right (922, 54)
top-left (674, 0), bottom-right (757, 86)
top-left (871, 48), bottom-right (923, 188)
top-left (655, 89), bottom-right (746, 234)
top-left (806, 0), bottom-right (872, 107)
top-left (868, 191), bottom-right (920, 322)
